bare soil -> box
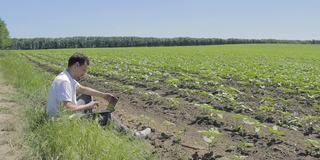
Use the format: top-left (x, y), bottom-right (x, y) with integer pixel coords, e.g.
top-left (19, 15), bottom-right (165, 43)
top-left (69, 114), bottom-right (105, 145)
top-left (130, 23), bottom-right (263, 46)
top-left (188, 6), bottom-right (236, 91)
top-left (0, 73), bottom-right (26, 160)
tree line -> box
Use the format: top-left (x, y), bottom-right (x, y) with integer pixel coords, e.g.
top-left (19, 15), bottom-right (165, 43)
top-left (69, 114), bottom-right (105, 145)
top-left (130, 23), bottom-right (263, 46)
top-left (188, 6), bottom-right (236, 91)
top-left (8, 37), bottom-right (320, 50)
top-left (1, 18), bottom-right (319, 50)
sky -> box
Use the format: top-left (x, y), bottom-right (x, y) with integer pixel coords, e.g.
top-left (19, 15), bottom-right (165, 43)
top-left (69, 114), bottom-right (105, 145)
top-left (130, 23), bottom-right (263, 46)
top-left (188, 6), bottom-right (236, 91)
top-left (0, 0), bottom-right (319, 40)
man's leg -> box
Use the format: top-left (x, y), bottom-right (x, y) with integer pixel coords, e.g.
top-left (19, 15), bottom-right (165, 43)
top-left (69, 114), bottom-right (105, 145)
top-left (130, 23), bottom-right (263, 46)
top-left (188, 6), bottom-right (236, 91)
top-left (76, 94), bottom-right (151, 138)
top-left (76, 94), bottom-right (93, 113)
top-left (76, 94), bottom-right (130, 131)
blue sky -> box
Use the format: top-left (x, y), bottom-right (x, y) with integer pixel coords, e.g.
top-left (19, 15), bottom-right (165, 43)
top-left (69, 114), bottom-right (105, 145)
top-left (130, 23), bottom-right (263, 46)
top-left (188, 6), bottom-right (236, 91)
top-left (1, 0), bottom-right (319, 40)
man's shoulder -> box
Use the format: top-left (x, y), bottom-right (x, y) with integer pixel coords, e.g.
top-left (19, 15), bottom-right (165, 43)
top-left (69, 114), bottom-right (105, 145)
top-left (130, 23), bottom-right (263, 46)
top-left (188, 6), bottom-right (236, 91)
top-left (53, 73), bottom-right (70, 84)
top-left (51, 70), bottom-right (79, 88)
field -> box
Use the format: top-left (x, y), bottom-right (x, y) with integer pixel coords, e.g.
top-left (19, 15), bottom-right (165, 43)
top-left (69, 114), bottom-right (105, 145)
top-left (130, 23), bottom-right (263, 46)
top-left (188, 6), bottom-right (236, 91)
top-left (2, 44), bottom-right (320, 159)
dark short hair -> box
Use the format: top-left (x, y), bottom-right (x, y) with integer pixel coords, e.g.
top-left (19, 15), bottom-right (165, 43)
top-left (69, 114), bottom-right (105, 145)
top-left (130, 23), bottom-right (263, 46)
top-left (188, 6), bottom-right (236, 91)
top-left (68, 53), bottom-right (90, 67)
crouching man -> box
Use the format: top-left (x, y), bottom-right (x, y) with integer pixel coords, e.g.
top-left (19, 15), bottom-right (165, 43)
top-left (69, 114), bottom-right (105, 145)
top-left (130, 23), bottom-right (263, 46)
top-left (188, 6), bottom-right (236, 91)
top-left (47, 53), bottom-right (116, 118)
top-left (46, 53), bottom-right (151, 138)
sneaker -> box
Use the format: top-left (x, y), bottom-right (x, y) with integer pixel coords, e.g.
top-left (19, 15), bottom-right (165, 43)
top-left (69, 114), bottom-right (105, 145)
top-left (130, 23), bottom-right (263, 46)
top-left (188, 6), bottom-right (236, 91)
top-left (134, 128), bottom-right (151, 139)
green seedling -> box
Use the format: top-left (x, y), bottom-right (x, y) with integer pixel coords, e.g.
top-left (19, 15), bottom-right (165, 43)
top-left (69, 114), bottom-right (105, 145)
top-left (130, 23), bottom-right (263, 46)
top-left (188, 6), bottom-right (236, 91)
top-left (190, 89), bottom-right (210, 95)
top-left (305, 139), bottom-right (320, 149)
top-left (140, 91), bottom-right (161, 100)
top-left (236, 140), bottom-right (254, 149)
top-left (199, 103), bottom-right (212, 113)
top-left (139, 115), bottom-right (155, 127)
top-left (165, 77), bottom-right (180, 88)
top-left (162, 120), bottom-right (176, 133)
top-left (237, 124), bottom-right (246, 136)
top-left (268, 125), bottom-right (287, 138)
top-left (167, 97), bottom-right (180, 109)
top-left (174, 129), bottom-right (186, 143)
top-left (0, 107), bottom-right (10, 113)
top-left (258, 105), bottom-right (274, 112)
top-left (199, 103), bottom-right (224, 118)
top-left (198, 127), bottom-right (223, 150)
top-left (228, 155), bottom-right (247, 160)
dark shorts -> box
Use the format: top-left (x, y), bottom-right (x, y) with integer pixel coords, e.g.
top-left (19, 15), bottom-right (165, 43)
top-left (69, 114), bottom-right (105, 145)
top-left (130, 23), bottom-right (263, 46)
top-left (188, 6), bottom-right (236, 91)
top-left (77, 94), bottom-right (111, 126)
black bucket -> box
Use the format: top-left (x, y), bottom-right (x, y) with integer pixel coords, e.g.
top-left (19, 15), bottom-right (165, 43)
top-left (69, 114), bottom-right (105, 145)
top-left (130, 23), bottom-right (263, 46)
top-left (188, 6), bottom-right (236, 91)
top-left (96, 111), bottom-right (112, 126)
top-left (80, 111), bottom-right (111, 126)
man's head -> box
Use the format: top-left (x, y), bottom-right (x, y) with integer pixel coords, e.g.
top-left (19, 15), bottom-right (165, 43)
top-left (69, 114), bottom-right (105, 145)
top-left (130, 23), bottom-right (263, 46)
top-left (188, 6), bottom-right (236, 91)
top-left (68, 53), bottom-right (90, 79)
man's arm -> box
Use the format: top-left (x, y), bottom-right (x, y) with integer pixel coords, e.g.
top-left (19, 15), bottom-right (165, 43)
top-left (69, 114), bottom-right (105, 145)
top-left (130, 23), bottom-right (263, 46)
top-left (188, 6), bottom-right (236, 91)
top-left (77, 85), bottom-right (104, 97)
top-left (77, 85), bottom-right (115, 101)
top-left (63, 101), bottom-right (99, 111)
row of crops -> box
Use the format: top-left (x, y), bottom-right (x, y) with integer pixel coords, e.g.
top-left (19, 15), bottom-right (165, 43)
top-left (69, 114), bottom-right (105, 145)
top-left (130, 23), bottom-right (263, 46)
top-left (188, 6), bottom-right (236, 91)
top-left (18, 44), bottom-right (320, 159)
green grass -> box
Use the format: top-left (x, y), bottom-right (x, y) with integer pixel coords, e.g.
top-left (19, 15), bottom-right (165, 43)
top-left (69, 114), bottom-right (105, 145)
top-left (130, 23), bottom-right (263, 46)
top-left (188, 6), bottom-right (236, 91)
top-left (0, 53), bottom-right (156, 160)
top-left (0, 107), bottom-right (10, 113)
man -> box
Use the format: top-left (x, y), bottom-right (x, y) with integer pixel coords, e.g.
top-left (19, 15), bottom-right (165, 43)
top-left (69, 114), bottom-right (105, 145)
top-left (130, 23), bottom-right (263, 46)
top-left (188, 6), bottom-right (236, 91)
top-left (47, 52), bottom-right (151, 138)
top-left (47, 53), bottom-right (116, 118)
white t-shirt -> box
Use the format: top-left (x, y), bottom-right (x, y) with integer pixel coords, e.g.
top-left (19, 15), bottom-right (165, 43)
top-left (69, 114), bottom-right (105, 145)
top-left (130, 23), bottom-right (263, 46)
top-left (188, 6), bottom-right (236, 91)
top-left (47, 69), bottom-right (80, 117)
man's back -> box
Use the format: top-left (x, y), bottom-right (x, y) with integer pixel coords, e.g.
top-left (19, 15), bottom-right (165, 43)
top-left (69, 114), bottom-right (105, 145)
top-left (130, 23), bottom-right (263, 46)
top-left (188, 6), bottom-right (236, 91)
top-left (47, 69), bottom-right (79, 117)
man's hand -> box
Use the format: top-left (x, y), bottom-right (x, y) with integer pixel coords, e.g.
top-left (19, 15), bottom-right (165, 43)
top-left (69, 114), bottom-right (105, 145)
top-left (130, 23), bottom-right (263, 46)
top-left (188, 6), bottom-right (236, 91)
top-left (64, 101), bottom-right (100, 111)
top-left (102, 93), bottom-right (117, 102)
top-left (88, 101), bottom-right (100, 109)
